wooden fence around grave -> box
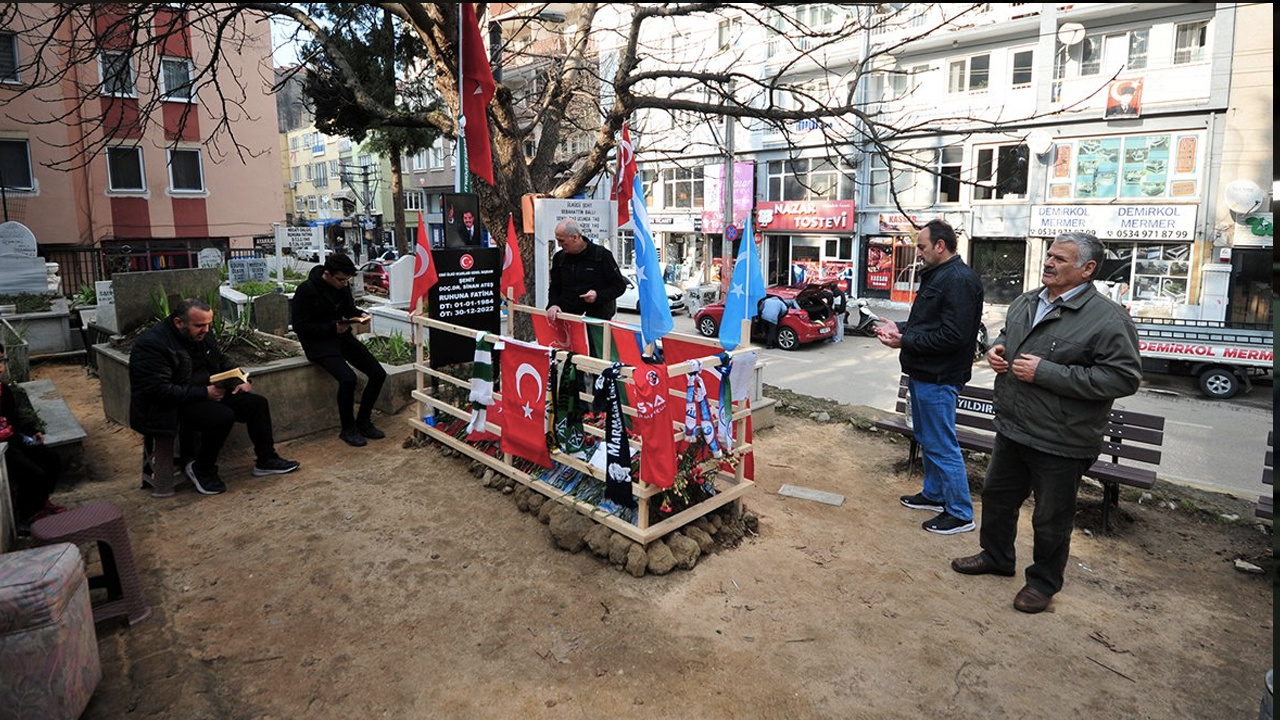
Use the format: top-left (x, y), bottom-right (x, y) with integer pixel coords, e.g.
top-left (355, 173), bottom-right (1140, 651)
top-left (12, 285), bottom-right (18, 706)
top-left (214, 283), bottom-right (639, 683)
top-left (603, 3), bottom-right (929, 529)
top-left (408, 303), bottom-right (756, 546)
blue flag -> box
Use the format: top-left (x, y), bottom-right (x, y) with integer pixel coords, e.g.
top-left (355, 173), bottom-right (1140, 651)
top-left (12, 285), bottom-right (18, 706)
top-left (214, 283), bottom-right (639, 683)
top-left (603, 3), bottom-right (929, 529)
top-left (629, 174), bottom-right (673, 349)
top-left (718, 215), bottom-right (766, 351)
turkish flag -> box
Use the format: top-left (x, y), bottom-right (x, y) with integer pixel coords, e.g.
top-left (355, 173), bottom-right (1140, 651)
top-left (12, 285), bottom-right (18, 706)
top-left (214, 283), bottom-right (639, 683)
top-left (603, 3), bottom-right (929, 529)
top-left (611, 122), bottom-right (636, 227)
top-left (530, 314), bottom-right (589, 355)
top-left (499, 341), bottom-right (551, 468)
top-left (661, 336), bottom-right (722, 400)
top-left (631, 364), bottom-right (676, 489)
top-left (460, 3), bottom-right (495, 185)
top-left (501, 214), bottom-right (526, 301)
top-left (609, 322), bottom-right (646, 368)
top-left (411, 213), bottom-right (437, 311)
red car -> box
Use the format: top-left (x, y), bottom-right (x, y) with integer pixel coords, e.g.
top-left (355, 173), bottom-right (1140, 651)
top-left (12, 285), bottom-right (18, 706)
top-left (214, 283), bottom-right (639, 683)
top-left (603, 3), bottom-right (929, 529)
top-left (693, 281), bottom-right (840, 350)
top-left (359, 261), bottom-right (390, 294)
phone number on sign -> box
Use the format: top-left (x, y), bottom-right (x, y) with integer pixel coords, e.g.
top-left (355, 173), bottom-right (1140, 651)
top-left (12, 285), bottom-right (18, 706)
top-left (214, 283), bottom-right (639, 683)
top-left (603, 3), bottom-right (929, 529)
top-left (1111, 229), bottom-right (1190, 240)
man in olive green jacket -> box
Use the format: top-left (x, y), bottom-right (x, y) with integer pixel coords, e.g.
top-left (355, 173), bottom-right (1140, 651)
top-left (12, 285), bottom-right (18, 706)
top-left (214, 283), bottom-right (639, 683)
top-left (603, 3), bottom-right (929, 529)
top-left (950, 232), bottom-right (1141, 614)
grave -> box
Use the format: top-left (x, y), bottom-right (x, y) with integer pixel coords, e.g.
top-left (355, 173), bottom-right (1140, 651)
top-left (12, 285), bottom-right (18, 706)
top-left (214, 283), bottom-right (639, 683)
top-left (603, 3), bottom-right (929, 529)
top-left (253, 293), bottom-right (290, 336)
top-left (111, 268), bottom-right (220, 334)
top-left (228, 257), bottom-right (270, 286)
top-left (197, 248), bottom-right (224, 269)
top-left (0, 221), bottom-right (49, 295)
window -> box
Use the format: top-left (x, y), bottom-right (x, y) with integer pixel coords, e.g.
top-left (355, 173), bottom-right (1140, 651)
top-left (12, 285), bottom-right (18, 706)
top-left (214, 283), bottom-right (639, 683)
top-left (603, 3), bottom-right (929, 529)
top-left (429, 140), bottom-right (449, 169)
top-left (1127, 29), bottom-right (1149, 69)
top-left (304, 164), bottom-right (313, 181)
top-left (717, 17), bottom-right (741, 50)
top-left (403, 189), bottom-right (424, 211)
top-left (0, 139), bottom-right (33, 190)
top-left (294, 196), bottom-right (306, 212)
top-left (307, 195), bottom-right (318, 211)
top-left (107, 146), bottom-right (145, 191)
top-left (661, 165), bottom-right (704, 209)
top-left (101, 51), bottom-right (135, 96)
top-left (1174, 21), bottom-right (1208, 65)
top-left (1010, 50), bottom-right (1033, 87)
top-left (948, 54), bottom-right (989, 93)
top-left (767, 157), bottom-right (855, 201)
top-left (289, 135), bottom-right (300, 151)
top-left (329, 159), bottom-right (340, 175)
top-left (160, 57), bottom-right (193, 100)
top-left (868, 150), bottom-right (953, 207)
top-left (1080, 35), bottom-right (1104, 76)
top-left (974, 144), bottom-right (1029, 200)
top-left (1, 32), bottom-right (18, 83)
top-left (168, 148), bottom-right (204, 192)
top-left (313, 161), bottom-right (328, 188)
top-left (291, 166), bottom-right (301, 183)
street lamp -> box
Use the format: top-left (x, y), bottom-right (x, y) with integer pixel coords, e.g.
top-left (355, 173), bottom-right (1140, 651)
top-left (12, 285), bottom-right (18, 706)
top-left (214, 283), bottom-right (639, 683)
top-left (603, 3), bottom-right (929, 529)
top-left (488, 8), bottom-right (567, 84)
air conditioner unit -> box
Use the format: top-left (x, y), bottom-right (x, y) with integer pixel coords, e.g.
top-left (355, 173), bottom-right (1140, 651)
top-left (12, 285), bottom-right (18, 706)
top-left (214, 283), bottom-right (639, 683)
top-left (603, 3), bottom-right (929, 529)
top-left (289, 181), bottom-right (298, 189)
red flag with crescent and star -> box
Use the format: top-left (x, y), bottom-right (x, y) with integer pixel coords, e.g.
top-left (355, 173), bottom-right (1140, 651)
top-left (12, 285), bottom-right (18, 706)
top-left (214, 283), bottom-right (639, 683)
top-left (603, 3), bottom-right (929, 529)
top-left (611, 122), bottom-right (636, 227)
top-left (411, 212), bottom-right (437, 311)
top-left (501, 213), bottom-right (526, 301)
top-left (460, 2), bottom-right (495, 185)
top-left (499, 340), bottom-right (551, 468)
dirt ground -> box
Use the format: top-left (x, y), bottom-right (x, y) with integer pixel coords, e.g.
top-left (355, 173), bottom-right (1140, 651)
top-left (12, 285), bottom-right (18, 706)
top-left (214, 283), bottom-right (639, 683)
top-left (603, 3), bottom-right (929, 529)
top-left (19, 360), bottom-right (1274, 720)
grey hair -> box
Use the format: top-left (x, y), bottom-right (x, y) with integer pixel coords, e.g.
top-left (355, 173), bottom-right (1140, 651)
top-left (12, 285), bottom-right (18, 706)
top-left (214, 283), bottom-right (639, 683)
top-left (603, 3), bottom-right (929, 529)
top-left (556, 218), bottom-right (582, 237)
top-left (1054, 232), bottom-right (1104, 269)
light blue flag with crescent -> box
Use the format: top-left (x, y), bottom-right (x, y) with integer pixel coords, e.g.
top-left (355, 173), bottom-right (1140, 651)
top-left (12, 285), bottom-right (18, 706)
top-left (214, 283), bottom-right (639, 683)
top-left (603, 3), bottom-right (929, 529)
top-left (629, 174), bottom-right (673, 349)
top-left (718, 215), bottom-right (766, 351)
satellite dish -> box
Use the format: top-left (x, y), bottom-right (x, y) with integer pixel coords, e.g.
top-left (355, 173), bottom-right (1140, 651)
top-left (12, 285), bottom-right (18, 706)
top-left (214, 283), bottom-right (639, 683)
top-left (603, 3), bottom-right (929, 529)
top-left (1025, 130), bottom-right (1054, 156)
top-left (1224, 179), bottom-right (1265, 215)
top-left (1057, 22), bottom-right (1086, 46)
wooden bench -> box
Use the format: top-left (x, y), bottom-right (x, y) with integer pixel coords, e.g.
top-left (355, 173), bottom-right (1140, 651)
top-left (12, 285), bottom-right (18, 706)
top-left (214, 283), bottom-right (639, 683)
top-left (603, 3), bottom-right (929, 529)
top-left (874, 374), bottom-right (1165, 531)
top-left (1257, 431), bottom-right (1272, 520)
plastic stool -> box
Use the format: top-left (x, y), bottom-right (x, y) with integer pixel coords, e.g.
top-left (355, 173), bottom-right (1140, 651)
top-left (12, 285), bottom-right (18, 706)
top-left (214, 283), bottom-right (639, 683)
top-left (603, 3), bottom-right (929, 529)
top-left (30, 501), bottom-right (152, 626)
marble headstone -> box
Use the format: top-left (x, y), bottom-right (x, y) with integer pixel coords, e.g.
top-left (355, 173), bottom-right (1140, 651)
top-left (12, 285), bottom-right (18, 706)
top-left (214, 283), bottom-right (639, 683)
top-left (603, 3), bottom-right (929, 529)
top-left (94, 280), bottom-right (119, 334)
top-left (228, 258), bottom-right (270, 286)
top-left (388, 255), bottom-right (415, 305)
top-left (0, 221), bottom-right (48, 294)
top-left (198, 248), bottom-right (224, 269)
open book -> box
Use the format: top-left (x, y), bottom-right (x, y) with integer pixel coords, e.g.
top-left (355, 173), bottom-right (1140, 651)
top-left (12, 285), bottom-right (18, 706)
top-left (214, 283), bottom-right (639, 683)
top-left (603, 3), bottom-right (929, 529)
top-left (209, 367), bottom-right (249, 390)
top-left (345, 314), bottom-right (372, 324)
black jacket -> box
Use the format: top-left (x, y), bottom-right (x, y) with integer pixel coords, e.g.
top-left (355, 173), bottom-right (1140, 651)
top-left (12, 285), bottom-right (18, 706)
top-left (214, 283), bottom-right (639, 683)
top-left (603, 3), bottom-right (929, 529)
top-left (897, 255), bottom-right (984, 385)
top-left (546, 239), bottom-right (628, 320)
top-left (291, 265), bottom-right (362, 361)
top-left (0, 380), bottom-right (41, 440)
top-left (128, 320), bottom-right (233, 437)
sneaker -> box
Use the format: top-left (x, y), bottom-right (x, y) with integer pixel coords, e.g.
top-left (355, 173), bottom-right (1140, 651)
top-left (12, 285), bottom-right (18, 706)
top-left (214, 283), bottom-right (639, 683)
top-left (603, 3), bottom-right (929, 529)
top-left (252, 455), bottom-right (301, 476)
top-left (923, 511), bottom-right (975, 535)
top-left (900, 492), bottom-right (945, 512)
top-left (339, 427), bottom-right (367, 447)
top-left (356, 420), bottom-right (385, 440)
top-left (184, 461), bottom-right (227, 495)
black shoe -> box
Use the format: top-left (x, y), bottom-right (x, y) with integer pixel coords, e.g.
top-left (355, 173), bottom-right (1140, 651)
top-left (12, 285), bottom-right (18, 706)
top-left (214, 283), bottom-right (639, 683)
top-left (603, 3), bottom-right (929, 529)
top-left (356, 420), bottom-right (385, 440)
top-left (339, 428), bottom-right (367, 447)
top-left (252, 455), bottom-right (301, 476)
top-left (184, 461), bottom-right (227, 495)
top-left (900, 492), bottom-right (944, 512)
top-left (922, 511), bottom-right (975, 535)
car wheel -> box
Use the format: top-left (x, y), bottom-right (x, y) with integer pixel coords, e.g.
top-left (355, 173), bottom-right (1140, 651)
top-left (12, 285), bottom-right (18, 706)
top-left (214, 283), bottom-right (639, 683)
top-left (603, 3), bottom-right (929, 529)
top-left (777, 327), bottom-right (799, 350)
top-left (1198, 366), bottom-right (1239, 399)
top-left (697, 315), bottom-right (718, 337)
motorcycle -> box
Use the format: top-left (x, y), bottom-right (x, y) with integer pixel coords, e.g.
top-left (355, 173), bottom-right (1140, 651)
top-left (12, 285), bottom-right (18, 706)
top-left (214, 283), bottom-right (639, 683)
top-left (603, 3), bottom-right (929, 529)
top-left (845, 297), bottom-right (884, 336)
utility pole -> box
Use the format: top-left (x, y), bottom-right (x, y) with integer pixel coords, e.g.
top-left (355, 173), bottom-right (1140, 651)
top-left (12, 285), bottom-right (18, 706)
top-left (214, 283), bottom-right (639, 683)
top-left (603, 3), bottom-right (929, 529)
top-left (720, 99), bottom-right (735, 299)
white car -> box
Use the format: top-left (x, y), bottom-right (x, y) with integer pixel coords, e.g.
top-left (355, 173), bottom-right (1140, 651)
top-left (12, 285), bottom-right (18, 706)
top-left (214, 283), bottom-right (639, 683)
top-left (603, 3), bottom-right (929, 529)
top-left (617, 269), bottom-right (684, 315)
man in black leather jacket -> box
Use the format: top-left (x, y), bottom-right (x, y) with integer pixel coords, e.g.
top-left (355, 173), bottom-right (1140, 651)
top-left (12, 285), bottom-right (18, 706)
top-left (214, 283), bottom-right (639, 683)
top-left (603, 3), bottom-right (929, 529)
top-left (291, 254), bottom-right (387, 447)
top-left (546, 218), bottom-right (628, 322)
top-left (129, 299), bottom-right (299, 495)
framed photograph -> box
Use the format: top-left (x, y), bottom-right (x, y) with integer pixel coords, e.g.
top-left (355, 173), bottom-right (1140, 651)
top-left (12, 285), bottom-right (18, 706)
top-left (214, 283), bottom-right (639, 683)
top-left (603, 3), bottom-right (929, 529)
top-left (443, 193), bottom-right (485, 248)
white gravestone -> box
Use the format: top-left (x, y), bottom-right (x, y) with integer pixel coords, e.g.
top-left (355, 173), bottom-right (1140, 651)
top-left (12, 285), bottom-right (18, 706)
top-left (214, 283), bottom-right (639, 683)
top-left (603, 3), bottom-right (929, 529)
top-left (0, 221), bottom-right (48, 294)
top-left (198, 248), bottom-right (224, 269)
top-left (387, 255), bottom-right (415, 305)
top-left (95, 280), bottom-right (119, 333)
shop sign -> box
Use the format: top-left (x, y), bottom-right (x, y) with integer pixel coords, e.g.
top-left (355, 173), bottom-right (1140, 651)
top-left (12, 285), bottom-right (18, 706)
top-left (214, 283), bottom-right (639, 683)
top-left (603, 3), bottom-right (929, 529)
top-left (876, 213), bottom-right (927, 233)
top-left (756, 199), bottom-right (856, 233)
top-left (1029, 204), bottom-right (1197, 241)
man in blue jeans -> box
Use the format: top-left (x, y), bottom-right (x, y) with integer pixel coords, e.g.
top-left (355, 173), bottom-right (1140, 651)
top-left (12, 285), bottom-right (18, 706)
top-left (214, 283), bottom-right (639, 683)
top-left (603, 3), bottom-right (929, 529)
top-left (875, 219), bottom-right (985, 534)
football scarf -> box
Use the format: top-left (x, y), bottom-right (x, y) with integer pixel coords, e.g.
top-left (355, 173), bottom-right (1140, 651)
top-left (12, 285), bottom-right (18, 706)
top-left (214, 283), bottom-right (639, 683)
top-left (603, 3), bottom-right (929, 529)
top-left (592, 362), bottom-right (635, 508)
top-left (550, 352), bottom-right (585, 455)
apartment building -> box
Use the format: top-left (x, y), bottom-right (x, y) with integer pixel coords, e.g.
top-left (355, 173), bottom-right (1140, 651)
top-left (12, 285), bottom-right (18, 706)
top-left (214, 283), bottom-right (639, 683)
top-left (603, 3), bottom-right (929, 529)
top-left (604, 3), bottom-right (1271, 325)
top-left (0, 4), bottom-right (282, 277)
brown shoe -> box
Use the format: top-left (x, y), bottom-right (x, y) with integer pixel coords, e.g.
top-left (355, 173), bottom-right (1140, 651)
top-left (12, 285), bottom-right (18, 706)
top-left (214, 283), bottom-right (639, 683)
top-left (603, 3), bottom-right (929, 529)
top-left (1013, 585), bottom-right (1052, 614)
top-left (951, 553), bottom-right (1015, 577)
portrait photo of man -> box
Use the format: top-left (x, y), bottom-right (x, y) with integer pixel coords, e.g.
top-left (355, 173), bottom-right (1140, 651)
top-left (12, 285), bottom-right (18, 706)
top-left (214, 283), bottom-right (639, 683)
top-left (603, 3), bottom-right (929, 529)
top-left (445, 193), bottom-right (484, 248)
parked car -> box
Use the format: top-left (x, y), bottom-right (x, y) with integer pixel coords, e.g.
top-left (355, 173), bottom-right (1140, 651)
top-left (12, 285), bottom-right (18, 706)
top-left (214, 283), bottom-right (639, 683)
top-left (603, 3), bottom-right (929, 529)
top-left (693, 281), bottom-right (840, 350)
top-left (359, 261), bottom-right (390, 295)
top-left (617, 269), bottom-right (685, 315)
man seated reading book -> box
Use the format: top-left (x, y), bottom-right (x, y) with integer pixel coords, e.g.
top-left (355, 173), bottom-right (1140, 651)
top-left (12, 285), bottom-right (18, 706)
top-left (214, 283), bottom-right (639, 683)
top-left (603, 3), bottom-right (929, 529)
top-left (291, 254), bottom-right (388, 447)
top-left (128, 299), bottom-right (300, 495)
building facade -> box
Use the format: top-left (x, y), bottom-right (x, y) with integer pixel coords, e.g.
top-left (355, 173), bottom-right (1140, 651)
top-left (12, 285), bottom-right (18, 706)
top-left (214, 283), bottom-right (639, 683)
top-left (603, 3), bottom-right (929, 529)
top-left (0, 5), bottom-right (283, 277)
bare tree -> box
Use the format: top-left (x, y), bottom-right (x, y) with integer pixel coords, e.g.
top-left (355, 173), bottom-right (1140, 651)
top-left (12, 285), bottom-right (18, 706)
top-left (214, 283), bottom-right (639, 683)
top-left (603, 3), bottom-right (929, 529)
top-left (2, 3), bottom-right (1100, 301)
